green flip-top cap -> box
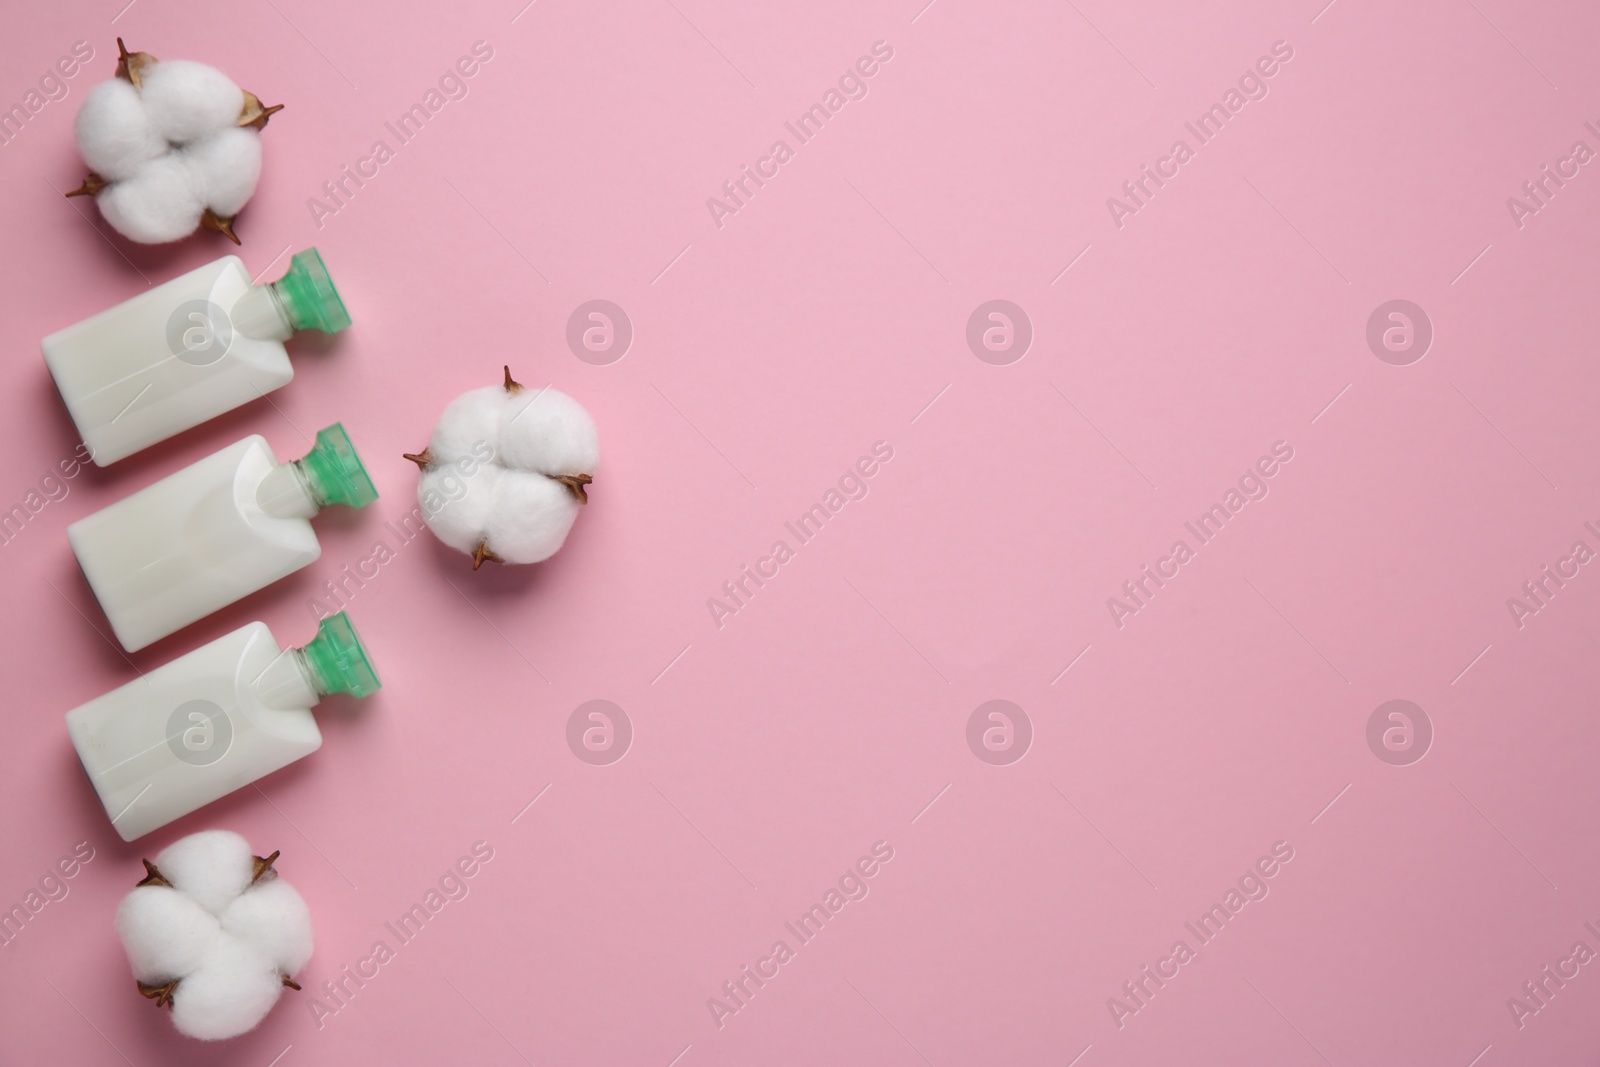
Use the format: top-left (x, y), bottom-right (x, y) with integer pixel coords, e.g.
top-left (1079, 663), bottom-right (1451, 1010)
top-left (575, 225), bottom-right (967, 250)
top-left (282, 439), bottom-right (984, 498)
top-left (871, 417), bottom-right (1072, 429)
top-left (299, 423), bottom-right (378, 509)
top-left (299, 611), bottom-right (382, 699)
top-left (272, 248), bottom-right (351, 334)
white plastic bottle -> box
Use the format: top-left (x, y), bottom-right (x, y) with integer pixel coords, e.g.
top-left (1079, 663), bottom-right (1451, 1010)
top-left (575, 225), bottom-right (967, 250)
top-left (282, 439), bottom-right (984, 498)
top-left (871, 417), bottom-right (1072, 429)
top-left (69, 423), bottom-right (377, 652)
top-left (42, 248), bottom-right (350, 465)
top-left (66, 612), bottom-right (381, 842)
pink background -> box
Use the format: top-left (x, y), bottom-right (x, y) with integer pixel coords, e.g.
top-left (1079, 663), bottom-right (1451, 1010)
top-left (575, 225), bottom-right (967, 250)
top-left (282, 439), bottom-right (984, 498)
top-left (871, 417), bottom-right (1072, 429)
top-left (4, 0), bottom-right (1600, 1063)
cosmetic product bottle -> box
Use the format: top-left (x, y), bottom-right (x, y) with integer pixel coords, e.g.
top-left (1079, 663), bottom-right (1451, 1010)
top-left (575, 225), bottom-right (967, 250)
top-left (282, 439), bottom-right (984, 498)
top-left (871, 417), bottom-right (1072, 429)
top-left (69, 423), bottom-right (377, 652)
top-left (43, 248), bottom-right (350, 465)
top-left (66, 612), bottom-right (380, 842)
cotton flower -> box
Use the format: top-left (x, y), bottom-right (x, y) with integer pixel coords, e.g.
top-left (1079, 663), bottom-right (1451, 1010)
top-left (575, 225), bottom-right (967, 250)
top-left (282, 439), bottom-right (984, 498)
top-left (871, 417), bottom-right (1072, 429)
top-left (406, 366), bottom-right (600, 569)
top-left (115, 830), bottom-right (311, 1041)
top-left (67, 39), bottom-right (281, 244)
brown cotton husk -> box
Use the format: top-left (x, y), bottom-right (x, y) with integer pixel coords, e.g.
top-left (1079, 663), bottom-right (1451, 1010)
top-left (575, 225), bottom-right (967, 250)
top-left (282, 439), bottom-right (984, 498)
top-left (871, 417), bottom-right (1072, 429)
top-left (64, 174), bottom-right (109, 198)
top-left (237, 90), bottom-right (284, 130)
top-left (200, 208), bottom-right (241, 245)
top-left (554, 473), bottom-right (592, 503)
top-left (114, 37), bottom-right (157, 87)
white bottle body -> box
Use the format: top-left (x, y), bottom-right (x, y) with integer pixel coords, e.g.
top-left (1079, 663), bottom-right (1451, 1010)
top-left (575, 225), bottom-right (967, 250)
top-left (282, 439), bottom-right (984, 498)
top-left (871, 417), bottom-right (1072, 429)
top-left (69, 435), bottom-right (321, 652)
top-left (65, 622), bottom-right (323, 842)
top-left (43, 255), bottom-right (294, 465)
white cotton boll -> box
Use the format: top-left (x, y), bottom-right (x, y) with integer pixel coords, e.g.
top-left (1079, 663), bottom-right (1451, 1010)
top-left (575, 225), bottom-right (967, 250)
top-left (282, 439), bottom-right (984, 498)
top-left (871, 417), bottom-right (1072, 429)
top-left (500, 388), bottom-right (601, 477)
top-left (222, 880), bottom-right (313, 976)
top-left (429, 386), bottom-right (507, 464)
top-left (95, 154), bottom-right (205, 244)
top-left (169, 939), bottom-right (283, 1042)
top-left (487, 471), bottom-right (581, 563)
top-left (154, 830), bottom-right (254, 916)
top-left (71, 54), bottom-right (271, 243)
top-left (420, 464), bottom-right (503, 554)
top-left (116, 831), bottom-right (313, 1042)
top-left (138, 60), bottom-right (244, 144)
top-left (413, 372), bottom-right (599, 567)
top-left (75, 79), bottom-right (168, 181)
top-left (185, 127), bottom-right (261, 216)
top-left (116, 886), bottom-right (219, 982)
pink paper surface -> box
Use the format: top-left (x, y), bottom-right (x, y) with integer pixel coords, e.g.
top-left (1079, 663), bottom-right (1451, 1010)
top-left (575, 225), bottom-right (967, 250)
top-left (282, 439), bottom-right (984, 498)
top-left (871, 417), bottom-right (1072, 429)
top-left (4, 1), bottom-right (1600, 1063)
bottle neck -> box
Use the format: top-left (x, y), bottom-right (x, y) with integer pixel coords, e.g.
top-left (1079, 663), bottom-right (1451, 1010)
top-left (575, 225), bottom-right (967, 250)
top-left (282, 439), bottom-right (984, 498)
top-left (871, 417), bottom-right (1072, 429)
top-left (254, 648), bottom-right (323, 710)
top-left (231, 283), bottom-right (295, 343)
top-left (257, 460), bottom-right (321, 520)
